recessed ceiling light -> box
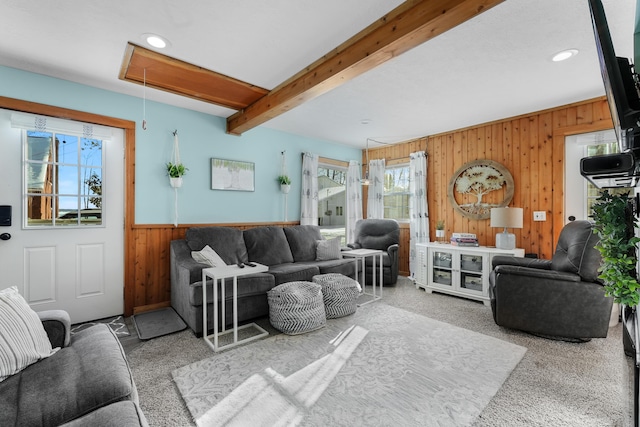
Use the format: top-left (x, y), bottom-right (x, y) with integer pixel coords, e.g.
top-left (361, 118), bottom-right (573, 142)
top-left (552, 49), bottom-right (579, 62)
top-left (142, 33), bottom-right (170, 49)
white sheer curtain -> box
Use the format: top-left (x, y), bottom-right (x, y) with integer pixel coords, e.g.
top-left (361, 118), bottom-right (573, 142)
top-left (300, 152), bottom-right (319, 225)
top-left (409, 151), bottom-right (429, 278)
top-left (367, 159), bottom-right (385, 219)
top-left (346, 160), bottom-right (363, 244)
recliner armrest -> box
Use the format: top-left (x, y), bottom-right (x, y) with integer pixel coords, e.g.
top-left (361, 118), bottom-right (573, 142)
top-left (494, 265), bottom-right (581, 282)
top-left (492, 255), bottom-right (552, 270)
top-left (38, 310), bottom-right (71, 348)
top-left (387, 243), bottom-right (398, 254)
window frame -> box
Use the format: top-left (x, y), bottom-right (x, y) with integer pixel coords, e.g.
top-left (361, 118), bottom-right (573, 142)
top-left (22, 129), bottom-right (105, 229)
top-left (383, 162), bottom-right (411, 222)
top-left (317, 159), bottom-right (348, 244)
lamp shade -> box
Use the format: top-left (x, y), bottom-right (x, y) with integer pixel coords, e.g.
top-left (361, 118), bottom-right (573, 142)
top-left (490, 207), bottom-right (523, 229)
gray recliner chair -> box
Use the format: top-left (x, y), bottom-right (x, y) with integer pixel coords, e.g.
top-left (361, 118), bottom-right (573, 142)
top-left (488, 220), bottom-right (613, 340)
top-left (348, 219), bottom-right (400, 285)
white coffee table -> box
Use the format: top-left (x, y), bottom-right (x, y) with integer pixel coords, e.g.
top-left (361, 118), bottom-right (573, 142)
top-left (342, 248), bottom-right (383, 305)
top-left (202, 263), bottom-right (269, 352)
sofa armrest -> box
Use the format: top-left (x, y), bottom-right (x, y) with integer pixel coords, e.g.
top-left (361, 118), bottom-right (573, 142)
top-left (493, 264), bottom-right (581, 282)
top-left (492, 255), bottom-right (552, 270)
top-left (38, 310), bottom-right (71, 348)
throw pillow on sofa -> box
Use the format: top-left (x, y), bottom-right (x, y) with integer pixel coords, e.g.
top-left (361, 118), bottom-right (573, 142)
top-left (191, 245), bottom-right (227, 267)
top-left (316, 237), bottom-right (342, 261)
top-left (0, 286), bottom-right (55, 382)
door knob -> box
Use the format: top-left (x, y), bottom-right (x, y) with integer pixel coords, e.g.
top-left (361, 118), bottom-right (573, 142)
top-left (0, 233), bottom-right (11, 240)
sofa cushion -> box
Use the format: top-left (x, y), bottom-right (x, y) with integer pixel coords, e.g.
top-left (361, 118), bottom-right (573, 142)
top-left (268, 263), bottom-right (320, 285)
top-left (188, 273), bottom-right (275, 306)
top-left (551, 220), bottom-right (602, 282)
top-left (186, 227), bottom-right (248, 265)
top-left (316, 237), bottom-right (342, 261)
top-left (0, 286), bottom-right (54, 382)
top-left (60, 401), bottom-right (148, 427)
top-left (353, 219), bottom-right (400, 251)
top-left (0, 324), bottom-right (136, 427)
top-left (283, 225), bottom-right (323, 262)
top-left (244, 226), bottom-right (294, 266)
top-left (299, 258), bottom-right (356, 277)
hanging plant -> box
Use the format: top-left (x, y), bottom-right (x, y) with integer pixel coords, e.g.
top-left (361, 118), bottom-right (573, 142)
top-left (591, 190), bottom-right (640, 307)
top-left (166, 162), bottom-right (188, 178)
top-left (277, 175), bottom-right (291, 185)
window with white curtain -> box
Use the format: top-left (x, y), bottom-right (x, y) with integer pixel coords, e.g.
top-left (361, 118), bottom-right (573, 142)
top-left (317, 163), bottom-right (347, 244)
top-left (384, 164), bottom-right (410, 221)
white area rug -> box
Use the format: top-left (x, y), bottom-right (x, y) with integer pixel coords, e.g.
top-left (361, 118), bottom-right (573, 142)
top-left (172, 303), bottom-right (526, 426)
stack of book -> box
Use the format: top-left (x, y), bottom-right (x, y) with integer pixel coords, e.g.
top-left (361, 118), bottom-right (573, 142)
top-left (450, 233), bottom-right (479, 246)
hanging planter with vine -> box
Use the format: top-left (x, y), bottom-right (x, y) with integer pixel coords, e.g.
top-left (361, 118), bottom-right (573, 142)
top-left (278, 174), bottom-right (291, 193)
top-left (592, 190), bottom-right (640, 308)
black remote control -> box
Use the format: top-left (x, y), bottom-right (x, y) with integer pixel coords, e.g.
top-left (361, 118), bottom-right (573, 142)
top-left (237, 262), bottom-right (245, 268)
top-left (246, 262), bottom-right (256, 267)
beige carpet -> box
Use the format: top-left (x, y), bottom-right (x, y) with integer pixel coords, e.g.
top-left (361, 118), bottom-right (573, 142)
top-left (126, 277), bottom-right (626, 426)
top-left (172, 303), bottom-right (526, 426)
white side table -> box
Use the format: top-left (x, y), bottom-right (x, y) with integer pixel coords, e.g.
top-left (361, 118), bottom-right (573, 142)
top-left (342, 248), bottom-right (383, 305)
top-left (202, 263), bottom-right (269, 352)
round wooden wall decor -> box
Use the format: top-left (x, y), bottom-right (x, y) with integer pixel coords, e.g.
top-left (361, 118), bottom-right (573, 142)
top-left (447, 159), bottom-right (514, 220)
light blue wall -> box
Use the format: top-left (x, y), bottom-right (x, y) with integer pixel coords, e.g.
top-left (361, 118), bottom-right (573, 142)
top-left (0, 65), bottom-right (361, 224)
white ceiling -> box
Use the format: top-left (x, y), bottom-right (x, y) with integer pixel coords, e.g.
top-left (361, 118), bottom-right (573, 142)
top-left (0, 0), bottom-right (635, 149)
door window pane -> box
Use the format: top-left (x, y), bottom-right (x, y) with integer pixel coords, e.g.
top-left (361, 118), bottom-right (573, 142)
top-left (585, 141), bottom-right (627, 217)
top-left (24, 131), bottom-right (104, 227)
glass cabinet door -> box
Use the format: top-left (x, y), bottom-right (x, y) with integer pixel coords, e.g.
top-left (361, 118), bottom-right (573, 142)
top-left (432, 250), bottom-right (453, 287)
top-left (459, 253), bottom-right (484, 293)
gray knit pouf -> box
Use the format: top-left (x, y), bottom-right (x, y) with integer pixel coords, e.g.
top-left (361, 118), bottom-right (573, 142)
top-left (267, 281), bottom-right (326, 335)
top-left (312, 273), bottom-right (360, 318)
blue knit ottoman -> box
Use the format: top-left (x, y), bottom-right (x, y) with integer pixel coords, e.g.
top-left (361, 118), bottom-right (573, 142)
top-left (267, 281), bottom-right (326, 335)
top-left (312, 273), bottom-right (360, 319)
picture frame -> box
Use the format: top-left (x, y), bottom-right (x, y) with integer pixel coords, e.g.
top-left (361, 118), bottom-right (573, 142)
top-left (211, 158), bottom-right (255, 192)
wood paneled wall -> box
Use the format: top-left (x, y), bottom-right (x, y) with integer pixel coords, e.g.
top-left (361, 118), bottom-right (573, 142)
top-left (364, 97), bottom-right (614, 276)
top-left (130, 222), bottom-right (299, 314)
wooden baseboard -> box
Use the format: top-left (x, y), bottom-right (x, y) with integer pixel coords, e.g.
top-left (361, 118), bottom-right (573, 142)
top-left (133, 301), bottom-right (171, 315)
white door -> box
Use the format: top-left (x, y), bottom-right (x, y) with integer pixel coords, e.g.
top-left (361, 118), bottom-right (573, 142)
top-left (0, 108), bottom-right (124, 323)
top-left (564, 129), bottom-right (617, 222)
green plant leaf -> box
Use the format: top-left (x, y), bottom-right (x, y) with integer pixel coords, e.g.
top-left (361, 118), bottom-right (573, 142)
top-left (592, 189), bottom-right (639, 307)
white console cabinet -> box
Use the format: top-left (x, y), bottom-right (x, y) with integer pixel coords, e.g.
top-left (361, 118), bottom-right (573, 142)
top-left (415, 243), bottom-right (524, 306)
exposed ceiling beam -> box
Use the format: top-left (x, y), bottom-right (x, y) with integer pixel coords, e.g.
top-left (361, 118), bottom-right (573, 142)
top-left (119, 43), bottom-right (269, 110)
top-left (226, 0), bottom-right (506, 136)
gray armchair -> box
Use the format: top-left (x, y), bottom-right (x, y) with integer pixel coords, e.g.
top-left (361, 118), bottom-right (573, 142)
top-left (489, 220), bottom-right (613, 340)
top-left (348, 219), bottom-right (399, 285)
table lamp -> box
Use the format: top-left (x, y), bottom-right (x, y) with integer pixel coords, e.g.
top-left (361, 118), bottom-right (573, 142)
top-left (490, 207), bottom-right (523, 249)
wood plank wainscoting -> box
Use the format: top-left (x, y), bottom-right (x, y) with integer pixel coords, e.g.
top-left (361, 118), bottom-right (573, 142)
top-left (363, 96), bottom-right (613, 269)
top-left (130, 222), bottom-right (299, 314)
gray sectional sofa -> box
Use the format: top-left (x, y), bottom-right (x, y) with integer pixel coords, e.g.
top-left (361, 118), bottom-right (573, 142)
top-left (0, 310), bottom-right (147, 427)
top-left (170, 224), bottom-right (357, 335)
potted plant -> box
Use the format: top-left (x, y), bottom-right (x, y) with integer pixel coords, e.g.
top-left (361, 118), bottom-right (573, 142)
top-left (591, 190), bottom-right (639, 356)
top-left (435, 220), bottom-right (445, 240)
top-left (167, 162), bottom-right (188, 188)
top-left (278, 175), bottom-right (291, 194)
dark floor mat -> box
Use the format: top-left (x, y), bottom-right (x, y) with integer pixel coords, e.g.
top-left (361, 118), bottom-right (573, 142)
top-left (133, 307), bottom-right (187, 340)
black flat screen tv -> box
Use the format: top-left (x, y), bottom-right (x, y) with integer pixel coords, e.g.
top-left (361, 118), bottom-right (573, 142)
top-left (588, 0), bottom-right (640, 152)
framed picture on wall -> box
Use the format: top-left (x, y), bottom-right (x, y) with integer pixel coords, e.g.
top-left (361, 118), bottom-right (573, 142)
top-left (211, 158), bottom-right (255, 191)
